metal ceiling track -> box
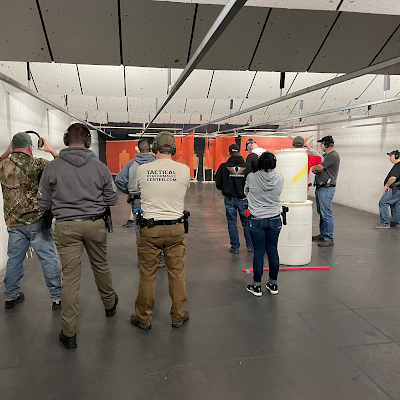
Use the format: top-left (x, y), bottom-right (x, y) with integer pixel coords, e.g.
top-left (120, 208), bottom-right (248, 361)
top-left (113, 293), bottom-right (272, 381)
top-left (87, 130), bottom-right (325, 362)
top-left (186, 55), bottom-right (400, 133)
top-left (213, 95), bottom-right (400, 135)
top-left (0, 71), bottom-right (114, 138)
top-left (142, 0), bottom-right (247, 134)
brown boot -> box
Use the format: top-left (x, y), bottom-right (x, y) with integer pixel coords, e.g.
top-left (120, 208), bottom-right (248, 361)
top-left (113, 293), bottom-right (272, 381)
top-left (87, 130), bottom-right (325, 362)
top-left (5, 292), bottom-right (25, 309)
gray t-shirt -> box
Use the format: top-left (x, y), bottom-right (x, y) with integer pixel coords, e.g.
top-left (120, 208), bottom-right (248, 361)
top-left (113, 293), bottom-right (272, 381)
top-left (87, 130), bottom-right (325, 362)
top-left (315, 150), bottom-right (340, 186)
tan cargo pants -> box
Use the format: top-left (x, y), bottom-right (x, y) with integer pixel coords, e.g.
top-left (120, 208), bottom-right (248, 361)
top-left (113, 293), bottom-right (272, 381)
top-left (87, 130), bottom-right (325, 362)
top-left (135, 223), bottom-right (187, 325)
top-left (54, 219), bottom-right (115, 337)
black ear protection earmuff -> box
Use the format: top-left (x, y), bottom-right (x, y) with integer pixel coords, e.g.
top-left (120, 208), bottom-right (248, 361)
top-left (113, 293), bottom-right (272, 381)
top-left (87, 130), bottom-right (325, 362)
top-left (25, 131), bottom-right (44, 148)
top-left (63, 129), bottom-right (91, 148)
top-left (323, 141), bottom-right (330, 149)
top-left (245, 138), bottom-right (255, 151)
top-left (394, 152), bottom-right (400, 160)
top-left (152, 132), bottom-right (176, 155)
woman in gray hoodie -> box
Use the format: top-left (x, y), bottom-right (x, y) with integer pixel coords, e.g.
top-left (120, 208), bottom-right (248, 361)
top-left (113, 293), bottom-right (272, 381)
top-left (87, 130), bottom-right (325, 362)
top-left (244, 152), bottom-right (284, 296)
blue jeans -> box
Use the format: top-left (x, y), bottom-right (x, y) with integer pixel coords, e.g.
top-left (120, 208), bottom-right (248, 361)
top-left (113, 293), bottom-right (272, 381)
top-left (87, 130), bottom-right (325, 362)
top-left (379, 189), bottom-right (400, 226)
top-left (224, 196), bottom-right (252, 252)
top-left (315, 187), bottom-right (336, 241)
top-left (249, 215), bottom-right (281, 284)
top-left (4, 219), bottom-right (62, 301)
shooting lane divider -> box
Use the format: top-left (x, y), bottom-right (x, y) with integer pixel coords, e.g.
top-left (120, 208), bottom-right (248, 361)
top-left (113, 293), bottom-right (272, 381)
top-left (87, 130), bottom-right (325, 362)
top-left (242, 266), bottom-right (330, 273)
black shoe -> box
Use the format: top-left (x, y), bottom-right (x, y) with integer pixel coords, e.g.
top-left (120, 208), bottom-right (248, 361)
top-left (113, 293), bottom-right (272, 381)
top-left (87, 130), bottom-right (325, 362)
top-left (59, 330), bottom-right (77, 349)
top-left (229, 248), bottom-right (239, 254)
top-left (246, 284), bottom-right (262, 297)
top-left (318, 240), bottom-right (334, 247)
top-left (172, 311), bottom-right (190, 328)
top-left (52, 300), bottom-right (61, 310)
top-left (130, 314), bottom-right (151, 330)
top-left (122, 220), bottom-right (135, 228)
top-left (105, 292), bottom-right (118, 317)
top-left (5, 292), bottom-right (25, 309)
top-left (312, 235), bottom-right (324, 241)
top-left (247, 248), bottom-right (254, 253)
top-left (266, 282), bottom-right (278, 295)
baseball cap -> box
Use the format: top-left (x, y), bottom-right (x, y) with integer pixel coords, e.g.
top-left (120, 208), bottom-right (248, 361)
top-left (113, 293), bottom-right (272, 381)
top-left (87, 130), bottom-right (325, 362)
top-left (387, 150), bottom-right (400, 157)
top-left (155, 131), bottom-right (175, 147)
top-left (12, 132), bottom-right (33, 149)
top-left (292, 136), bottom-right (304, 147)
top-left (317, 135), bottom-right (334, 144)
top-left (229, 144), bottom-right (240, 153)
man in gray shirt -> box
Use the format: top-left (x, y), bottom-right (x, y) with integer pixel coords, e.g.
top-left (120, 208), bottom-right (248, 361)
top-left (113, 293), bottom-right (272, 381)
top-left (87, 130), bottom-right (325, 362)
top-left (311, 136), bottom-right (340, 247)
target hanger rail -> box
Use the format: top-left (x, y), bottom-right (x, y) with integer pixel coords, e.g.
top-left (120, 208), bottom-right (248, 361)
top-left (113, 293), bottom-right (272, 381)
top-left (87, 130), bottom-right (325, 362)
top-left (141, 0), bottom-right (247, 135)
top-left (0, 71), bottom-right (114, 138)
top-left (185, 55), bottom-right (400, 132)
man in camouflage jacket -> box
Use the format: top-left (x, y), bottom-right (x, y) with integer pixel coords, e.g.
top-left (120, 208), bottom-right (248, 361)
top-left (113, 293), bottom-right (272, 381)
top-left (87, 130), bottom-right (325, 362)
top-left (0, 132), bottom-right (61, 310)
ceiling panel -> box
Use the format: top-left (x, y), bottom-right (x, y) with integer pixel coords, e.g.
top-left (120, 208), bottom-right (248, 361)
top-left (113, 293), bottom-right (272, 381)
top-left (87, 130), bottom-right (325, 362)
top-left (251, 9), bottom-right (338, 72)
top-left (341, 0), bottom-right (400, 16)
top-left (129, 113), bottom-right (149, 124)
top-left (370, 29), bottom-right (400, 75)
top-left (108, 112), bottom-right (129, 123)
top-left (208, 70), bottom-right (255, 99)
top-left (170, 114), bottom-right (192, 124)
top-left (0, 62), bottom-right (30, 87)
top-left (171, 69), bottom-right (213, 99)
top-left (121, 0), bottom-right (194, 68)
top-left (286, 72), bottom-right (339, 96)
top-left (128, 97), bottom-right (157, 114)
top-left (0, 0), bottom-right (51, 63)
top-left (78, 65), bottom-right (125, 96)
top-left (97, 96), bottom-right (127, 113)
top-left (125, 67), bottom-right (169, 98)
top-left (88, 111), bottom-right (108, 124)
top-left (310, 13), bottom-right (400, 73)
top-left (40, 0), bottom-right (120, 65)
top-left (212, 98), bottom-right (241, 115)
top-left (30, 63), bottom-right (81, 95)
top-left (67, 95), bottom-right (97, 112)
top-left (185, 99), bottom-right (215, 114)
top-left (240, 99), bottom-right (269, 115)
top-left (163, 98), bottom-right (187, 114)
top-left (190, 4), bottom-right (269, 70)
top-left (248, 72), bottom-right (298, 100)
top-left (45, 95), bottom-right (66, 108)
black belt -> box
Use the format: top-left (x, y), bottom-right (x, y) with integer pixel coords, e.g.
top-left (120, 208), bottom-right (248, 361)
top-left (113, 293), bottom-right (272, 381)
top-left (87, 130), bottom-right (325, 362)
top-left (316, 184), bottom-right (336, 188)
top-left (62, 214), bottom-right (104, 222)
top-left (153, 219), bottom-right (183, 226)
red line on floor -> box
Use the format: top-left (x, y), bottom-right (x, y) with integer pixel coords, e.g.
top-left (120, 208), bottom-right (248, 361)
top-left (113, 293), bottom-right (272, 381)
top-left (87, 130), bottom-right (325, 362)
top-left (242, 266), bottom-right (330, 272)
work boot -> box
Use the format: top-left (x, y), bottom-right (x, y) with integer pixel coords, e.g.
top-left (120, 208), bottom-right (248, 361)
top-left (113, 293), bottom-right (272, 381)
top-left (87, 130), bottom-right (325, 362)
top-left (59, 330), bottom-right (77, 349)
top-left (229, 248), bottom-right (239, 254)
top-left (312, 235), bottom-right (324, 241)
top-left (172, 311), bottom-right (190, 328)
top-left (105, 292), bottom-right (118, 317)
top-left (318, 240), bottom-right (334, 247)
top-left (5, 292), bottom-right (25, 309)
top-left (130, 314), bottom-right (151, 330)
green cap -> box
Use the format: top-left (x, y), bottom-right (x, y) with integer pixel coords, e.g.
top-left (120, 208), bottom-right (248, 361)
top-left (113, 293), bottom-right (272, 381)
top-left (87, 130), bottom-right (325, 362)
top-left (12, 132), bottom-right (32, 149)
top-left (156, 131), bottom-right (175, 147)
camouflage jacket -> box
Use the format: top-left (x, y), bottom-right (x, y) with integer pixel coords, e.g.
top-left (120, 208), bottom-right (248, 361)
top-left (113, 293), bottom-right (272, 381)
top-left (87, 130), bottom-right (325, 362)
top-left (0, 153), bottom-right (49, 226)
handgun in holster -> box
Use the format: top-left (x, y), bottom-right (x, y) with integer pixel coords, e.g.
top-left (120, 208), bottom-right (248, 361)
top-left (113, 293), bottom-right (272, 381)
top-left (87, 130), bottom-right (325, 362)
top-left (281, 206), bottom-right (289, 225)
top-left (103, 206), bottom-right (113, 233)
top-left (43, 209), bottom-right (54, 230)
top-left (244, 202), bottom-right (251, 217)
top-left (392, 182), bottom-right (400, 195)
top-left (135, 209), bottom-right (147, 228)
top-left (183, 210), bottom-right (190, 234)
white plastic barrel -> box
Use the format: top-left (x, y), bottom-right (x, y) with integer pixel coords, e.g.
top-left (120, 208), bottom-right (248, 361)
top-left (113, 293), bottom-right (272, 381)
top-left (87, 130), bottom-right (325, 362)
top-left (278, 200), bottom-right (312, 266)
top-left (275, 148), bottom-right (308, 202)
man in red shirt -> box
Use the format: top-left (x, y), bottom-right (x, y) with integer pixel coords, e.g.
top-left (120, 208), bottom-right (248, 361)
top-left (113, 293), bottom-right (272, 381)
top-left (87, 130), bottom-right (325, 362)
top-left (292, 136), bottom-right (322, 175)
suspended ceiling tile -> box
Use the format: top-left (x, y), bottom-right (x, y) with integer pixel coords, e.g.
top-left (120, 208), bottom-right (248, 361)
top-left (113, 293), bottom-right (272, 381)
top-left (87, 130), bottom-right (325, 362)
top-left (69, 111), bottom-right (87, 121)
top-left (67, 95), bottom-right (97, 112)
top-left (78, 65), bottom-right (125, 97)
top-left (370, 29), bottom-right (400, 75)
top-left (212, 98), bottom-right (240, 115)
top-left (310, 12), bottom-right (400, 73)
top-left (171, 69), bottom-right (213, 99)
top-left (248, 71), bottom-right (294, 100)
top-left (29, 63), bottom-right (81, 95)
top-left (340, 0), bottom-right (400, 16)
top-left (240, 99), bottom-right (269, 115)
top-left (0, 61), bottom-right (30, 87)
top-left (208, 71), bottom-right (255, 99)
top-left (170, 114), bottom-right (192, 124)
top-left (228, 115), bottom-right (251, 125)
top-left (251, 9), bottom-right (338, 72)
top-left (88, 111), bottom-right (108, 124)
top-left (128, 97), bottom-right (157, 114)
top-left (44, 95), bottom-right (66, 108)
top-left (40, 0), bottom-right (120, 65)
top-left (108, 112), bottom-right (130, 123)
top-left (163, 98), bottom-right (186, 114)
top-left (97, 96), bottom-right (127, 113)
top-left (189, 114), bottom-right (211, 124)
top-left (286, 72), bottom-right (339, 96)
top-left (129, 113), bottom-right (149, 124)
top-left (121, 0), bottom-right (194, 68)
top-left (0, 0), bottom-right (51, 62)
top-left (190, 4), bottom-right (269, 70)
top-left (354, 75), bottom-right (400, 103)
top-left (155, 114), bottom-right (172, 124)
top-left (125, 67), bottom-right (169, 98)
top-left (185, 99), bottom-right (215, 114)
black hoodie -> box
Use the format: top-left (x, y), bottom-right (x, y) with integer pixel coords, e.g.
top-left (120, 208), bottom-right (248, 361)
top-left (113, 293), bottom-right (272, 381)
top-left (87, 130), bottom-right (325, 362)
top-left (215, 156), bottom-right (252, 199)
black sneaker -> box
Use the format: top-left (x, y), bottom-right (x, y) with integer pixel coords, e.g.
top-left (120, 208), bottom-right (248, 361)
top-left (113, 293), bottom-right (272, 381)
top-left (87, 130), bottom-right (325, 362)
top-left (246, 284), bottom-right (262, 297)
top-left (229, 248), bottom-right (239, 254)
top-left (122, 220), bottom-right (135, 228)
top-left (130, 314), bottom-right (151, 330)
top-left (312, 235), bottom-right (324, 241)
top-left (172, 311), bottom-right (190, 328)
top-left (105, 292), bottom-right (118, 317)
top-left (52, 300), bottom-right (61, 310)
top-left (266, 282), bottom-right (278, 295)
top-left (5, 292), bottom-right (25, 309)
top-left (59, 330), bottom-right (77, 349)
top-left (318, 240), bottom-right (334, 247)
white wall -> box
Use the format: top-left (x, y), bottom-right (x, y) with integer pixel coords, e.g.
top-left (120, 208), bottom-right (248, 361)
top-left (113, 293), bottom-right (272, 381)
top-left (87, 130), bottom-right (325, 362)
top-left (0, 85), bottom-right (72, 270)
top-left (307, 114), bottom-right (400, 216)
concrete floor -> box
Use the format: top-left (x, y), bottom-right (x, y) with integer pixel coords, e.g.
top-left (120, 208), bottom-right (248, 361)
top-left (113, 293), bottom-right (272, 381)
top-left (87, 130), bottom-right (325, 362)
top-left (1, 182), bottom-right (400, 400)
